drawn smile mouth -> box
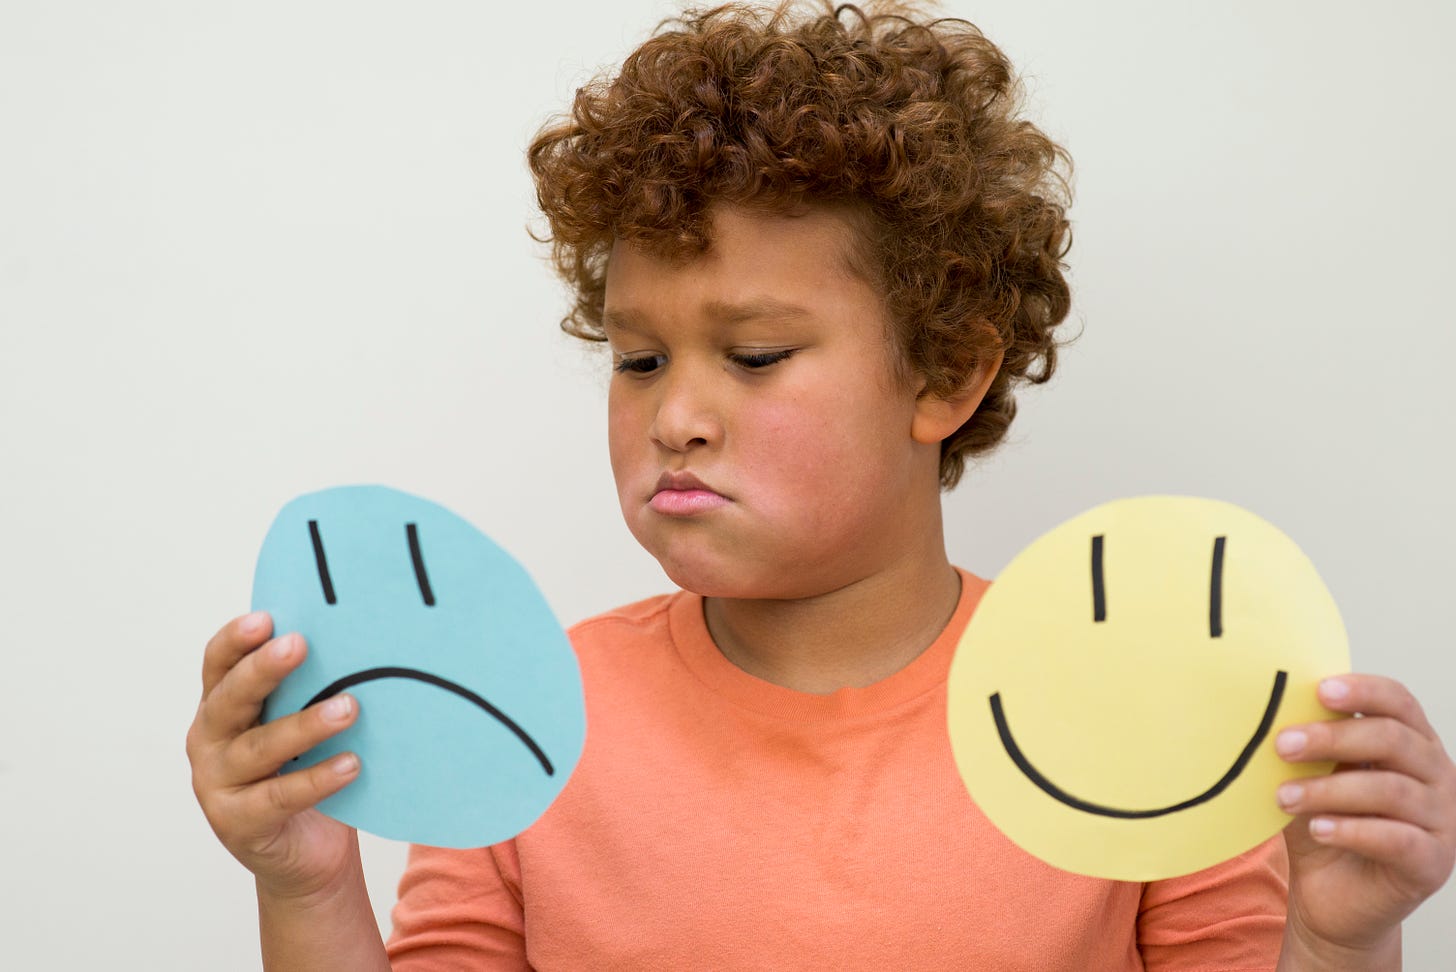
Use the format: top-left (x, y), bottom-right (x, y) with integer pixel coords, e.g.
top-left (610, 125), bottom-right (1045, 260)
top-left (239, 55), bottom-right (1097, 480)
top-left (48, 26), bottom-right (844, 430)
top-left (988, 669), bottom-right (1287, 819)
top-left (300, 667), bottom-right (554, 775)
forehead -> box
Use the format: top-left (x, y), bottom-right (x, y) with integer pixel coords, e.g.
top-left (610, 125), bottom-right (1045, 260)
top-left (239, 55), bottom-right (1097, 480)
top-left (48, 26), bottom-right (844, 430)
top-left (603, 294), bottom-right (815, 334)
top-left (602, 202), bottom-right (884, 330)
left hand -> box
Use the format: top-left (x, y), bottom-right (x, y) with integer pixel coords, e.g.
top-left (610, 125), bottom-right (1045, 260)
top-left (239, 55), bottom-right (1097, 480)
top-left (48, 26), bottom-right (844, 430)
top-left (1275, 674), bottom-right (1456, 953)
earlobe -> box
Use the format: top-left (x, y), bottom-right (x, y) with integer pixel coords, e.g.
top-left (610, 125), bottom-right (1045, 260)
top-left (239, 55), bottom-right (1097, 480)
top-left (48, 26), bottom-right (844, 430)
top-left (910, 350), bottom-right (1004, 445)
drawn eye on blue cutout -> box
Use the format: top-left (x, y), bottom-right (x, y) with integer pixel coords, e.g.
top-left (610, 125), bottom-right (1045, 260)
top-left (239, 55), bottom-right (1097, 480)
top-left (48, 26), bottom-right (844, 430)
top-left (253, 485), bottom-right (586, 849)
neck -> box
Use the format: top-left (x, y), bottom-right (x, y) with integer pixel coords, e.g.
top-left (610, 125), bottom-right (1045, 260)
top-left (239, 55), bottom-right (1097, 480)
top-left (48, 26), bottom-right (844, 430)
top-left (701, 545), bottom-right (962, 695)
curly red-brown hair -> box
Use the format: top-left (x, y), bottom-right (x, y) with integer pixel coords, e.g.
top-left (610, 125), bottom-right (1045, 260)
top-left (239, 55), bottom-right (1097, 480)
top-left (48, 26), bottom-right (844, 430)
top-left (528, 0), bottom-right (1073, 488)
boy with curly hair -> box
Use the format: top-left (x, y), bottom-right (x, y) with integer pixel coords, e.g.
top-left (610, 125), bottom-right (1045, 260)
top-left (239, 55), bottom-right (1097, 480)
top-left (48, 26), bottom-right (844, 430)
top-left (187, 2), bottom-right (1456, 968)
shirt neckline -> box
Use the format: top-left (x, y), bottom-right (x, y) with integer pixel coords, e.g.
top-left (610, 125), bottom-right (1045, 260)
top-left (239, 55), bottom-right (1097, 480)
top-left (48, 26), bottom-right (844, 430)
top-left (666, 566), bottom-right (989, 722)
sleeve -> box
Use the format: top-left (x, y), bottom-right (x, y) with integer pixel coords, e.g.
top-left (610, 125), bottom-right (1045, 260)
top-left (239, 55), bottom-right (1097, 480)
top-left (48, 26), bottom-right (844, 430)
top-left (1137, 835), bottom-right (1289, 972)
top-left (383, 839), bottom-right (530, 971)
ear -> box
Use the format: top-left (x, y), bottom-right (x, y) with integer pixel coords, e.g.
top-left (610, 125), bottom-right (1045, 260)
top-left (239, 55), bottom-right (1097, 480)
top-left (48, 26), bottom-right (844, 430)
top-left (910, 349), bottom-right (1004, 446)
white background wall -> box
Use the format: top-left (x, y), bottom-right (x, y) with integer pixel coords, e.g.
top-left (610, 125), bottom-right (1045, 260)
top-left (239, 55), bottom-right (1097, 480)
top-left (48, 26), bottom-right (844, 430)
top-left (2, 0), bottom-right (1452, 966)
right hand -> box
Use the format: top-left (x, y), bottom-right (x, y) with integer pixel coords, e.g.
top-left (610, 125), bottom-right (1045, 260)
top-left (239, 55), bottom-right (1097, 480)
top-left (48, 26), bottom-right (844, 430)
top-left (186, 611), bottom-right (363, 900)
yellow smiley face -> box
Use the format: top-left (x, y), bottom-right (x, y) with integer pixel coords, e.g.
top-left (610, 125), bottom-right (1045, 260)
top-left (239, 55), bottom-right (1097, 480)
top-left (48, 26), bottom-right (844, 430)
top-left (946, 496), bottom-right (1349, 880)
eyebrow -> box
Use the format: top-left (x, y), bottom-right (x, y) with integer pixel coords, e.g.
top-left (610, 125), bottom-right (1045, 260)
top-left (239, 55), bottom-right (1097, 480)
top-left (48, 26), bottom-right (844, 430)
top-left (602, 296), bottom-right (815, 333)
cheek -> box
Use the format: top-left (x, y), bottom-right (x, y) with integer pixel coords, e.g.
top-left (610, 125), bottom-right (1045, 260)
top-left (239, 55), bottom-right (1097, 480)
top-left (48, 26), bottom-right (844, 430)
top-left (744, 400), bottom-right (844, 469)
top-left (606, 388), bottom-right (646, 494)
top-left (738, 390), bottom-right (906, 510)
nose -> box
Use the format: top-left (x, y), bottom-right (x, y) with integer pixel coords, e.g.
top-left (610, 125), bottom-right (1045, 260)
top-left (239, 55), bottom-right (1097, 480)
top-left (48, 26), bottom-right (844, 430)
top-left (648, 360), bottom-right (721, 453)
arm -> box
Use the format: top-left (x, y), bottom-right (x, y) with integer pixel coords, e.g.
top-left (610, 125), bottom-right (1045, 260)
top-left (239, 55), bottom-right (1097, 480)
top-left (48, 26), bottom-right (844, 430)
top-left (1138, 837), bottom-right (1288, 971)
top-left (1272, 675), bottom-right (1456, 972)
top-left (257, 842), bottom-right (391, 972)
top-left (1274, 923), bottom-right (1398, 972)
top-left (384, 841), bottom-right (530, 970)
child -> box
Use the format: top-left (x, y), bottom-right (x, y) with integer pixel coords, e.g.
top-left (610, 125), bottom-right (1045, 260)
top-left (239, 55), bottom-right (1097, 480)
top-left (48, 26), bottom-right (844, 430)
top-left (186, 2), bottom-right (1456, 968)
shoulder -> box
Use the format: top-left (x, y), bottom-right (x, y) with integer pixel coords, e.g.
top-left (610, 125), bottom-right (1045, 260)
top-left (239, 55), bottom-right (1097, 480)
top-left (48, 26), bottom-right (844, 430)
top-left (558, 591), bottom-right (701, 732)
top-left (566, 591), bottom-right (681, 657)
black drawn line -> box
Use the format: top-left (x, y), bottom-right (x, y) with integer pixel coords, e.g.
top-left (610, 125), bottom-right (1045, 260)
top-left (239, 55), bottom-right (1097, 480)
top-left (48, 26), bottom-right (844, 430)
top-left (301, 667), bottom-right (553, 775)
top-left (989, 669), bottom-right (1287, 819)
top-left (406, 523), bottom-right (435, 607)
top-left (308, 520), bottom-right (336, 605)
top-left (1210, 536), bottom-right (1226, 638)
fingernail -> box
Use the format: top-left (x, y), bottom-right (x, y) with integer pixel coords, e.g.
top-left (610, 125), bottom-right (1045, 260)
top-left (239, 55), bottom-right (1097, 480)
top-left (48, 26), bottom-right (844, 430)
top-left (323, 694), bottom-right (353, 721)
top-left (271, 635), bottom-right (296, 660)
top-left (240, 611), bottom-right (265, 634)
top-left (1275, 730), bottom-right (1307, 757)
top-left (331, 753), bottom-right (358, 775)
top-left (1319, 678), bottom-right (1349, 702)
top-left (1310, 817), bottom-right (1336, 839)
top-left (1276, 782), bottom-right (1303, 809)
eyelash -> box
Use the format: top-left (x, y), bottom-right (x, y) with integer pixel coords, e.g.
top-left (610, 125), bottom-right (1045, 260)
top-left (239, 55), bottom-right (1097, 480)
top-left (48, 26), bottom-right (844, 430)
top-left (733, 349), bottom-right (795, 369)
top-left (613, 354), bottom-right (666, 375)
top-left (612, 349), bottom-right (797, 375)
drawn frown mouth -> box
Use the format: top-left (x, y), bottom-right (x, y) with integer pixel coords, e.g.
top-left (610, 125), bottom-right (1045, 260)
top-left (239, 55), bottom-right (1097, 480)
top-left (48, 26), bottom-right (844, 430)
top-left (988, 669), bottom-right (1286, 819)
top-left (296, 518), bottom-right (553, 775)
top-left (298, 667), bottom-right (555, 775)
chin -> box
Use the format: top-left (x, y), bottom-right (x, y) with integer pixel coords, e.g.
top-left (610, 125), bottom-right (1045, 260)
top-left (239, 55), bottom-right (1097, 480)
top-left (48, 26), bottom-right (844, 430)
top-left (627, 512), bottom-right (837, 600)
top-left (623, 516), bottom-right (722, 596)
top-left (655, 547), bottom-right (836, 601)
top-left (654, 552), bottom-right (752, 598)
top-left (640, 537), bottom-right (766, 598)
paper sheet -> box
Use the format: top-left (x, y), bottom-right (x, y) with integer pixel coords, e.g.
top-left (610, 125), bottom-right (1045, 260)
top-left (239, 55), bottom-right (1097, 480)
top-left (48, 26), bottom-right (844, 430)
top-left (252, 485), bottom-right (585, 848)
top-left (947, 496), bottom-right (1349, 880)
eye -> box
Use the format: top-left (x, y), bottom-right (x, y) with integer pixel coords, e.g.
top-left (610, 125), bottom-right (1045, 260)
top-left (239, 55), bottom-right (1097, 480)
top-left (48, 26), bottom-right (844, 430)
top-left (731, 349), bottom-right (796, 369)
top-left (613, 353), bottom-right (666, 375)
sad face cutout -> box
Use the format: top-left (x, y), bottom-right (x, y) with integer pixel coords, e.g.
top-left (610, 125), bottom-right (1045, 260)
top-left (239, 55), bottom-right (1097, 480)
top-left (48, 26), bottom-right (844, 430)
top-left (946, 496), bottom-right (1349, 880)
top-left (253, 485), bottom-right (585, 849)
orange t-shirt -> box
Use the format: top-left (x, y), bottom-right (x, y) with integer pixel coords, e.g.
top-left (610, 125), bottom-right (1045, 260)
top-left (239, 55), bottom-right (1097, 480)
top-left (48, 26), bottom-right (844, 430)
top-left (386, 570), bottom-right (1288, 970)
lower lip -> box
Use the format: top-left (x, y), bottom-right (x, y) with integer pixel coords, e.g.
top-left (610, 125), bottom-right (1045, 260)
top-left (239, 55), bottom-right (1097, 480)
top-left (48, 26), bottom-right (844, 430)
top-left (650, 489), bottom-right (729, 516)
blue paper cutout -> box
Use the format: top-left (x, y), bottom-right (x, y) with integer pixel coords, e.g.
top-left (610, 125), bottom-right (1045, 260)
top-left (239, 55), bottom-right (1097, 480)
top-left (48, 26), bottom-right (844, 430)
top-left (252, 485), bottom-right (585, 848)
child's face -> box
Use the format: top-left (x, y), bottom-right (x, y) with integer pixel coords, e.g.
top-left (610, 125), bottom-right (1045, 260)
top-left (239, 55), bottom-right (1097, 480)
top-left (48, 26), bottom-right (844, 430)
top-left (602, 202), bottom-right (946, 599)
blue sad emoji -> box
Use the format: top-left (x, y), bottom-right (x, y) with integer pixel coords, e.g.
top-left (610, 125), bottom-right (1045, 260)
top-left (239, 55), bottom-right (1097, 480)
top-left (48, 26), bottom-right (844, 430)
top-left (252, 485), bottom-right (585, 849)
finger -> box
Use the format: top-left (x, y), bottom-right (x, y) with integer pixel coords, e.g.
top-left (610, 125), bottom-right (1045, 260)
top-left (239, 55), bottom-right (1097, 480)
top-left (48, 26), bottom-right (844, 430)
top-left (1277, 770), bottom-right (1445, 832)
top-left (1277, 715), bottom-right (1443, 784)
top-left (197, 632), bottom-right (307, 743)
top-left (234, 751), bottom-right (362, 834)
top-left (201, 611), bottom-right (274, 701)
top-left (1316, 675), bottom-right (1438, 741)
top-left (1305, 815), bottom-right (1454, 897)
top-left (219, 693), bottom-right (359, 787)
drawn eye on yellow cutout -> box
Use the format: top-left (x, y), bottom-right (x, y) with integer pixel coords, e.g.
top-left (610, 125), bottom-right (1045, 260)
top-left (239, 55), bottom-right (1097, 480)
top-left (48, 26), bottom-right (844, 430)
top-left (946, 496), bottom-right (1349, 881)
top-left (990, 534), bottom-right (1288, 819)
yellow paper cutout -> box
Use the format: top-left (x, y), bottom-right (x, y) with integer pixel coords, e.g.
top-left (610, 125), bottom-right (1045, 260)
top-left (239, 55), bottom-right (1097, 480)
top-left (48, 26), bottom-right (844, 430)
top-left (946, 496), bottom-right (1350, 881)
